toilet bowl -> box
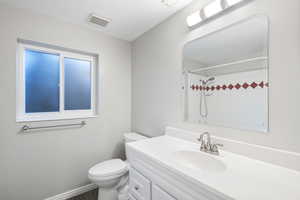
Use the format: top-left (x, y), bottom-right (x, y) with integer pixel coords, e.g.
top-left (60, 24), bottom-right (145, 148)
top-left (88, 133), bottom-right (148, 200)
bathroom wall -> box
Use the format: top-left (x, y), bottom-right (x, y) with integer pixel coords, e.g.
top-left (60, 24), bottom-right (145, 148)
top-left (0, 4), bottom-right (131, 200)
top-left (132, 0), bottom-right (300, 154)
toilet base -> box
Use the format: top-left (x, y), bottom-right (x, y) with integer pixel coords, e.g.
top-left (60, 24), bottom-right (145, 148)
top-left (117, 184), bottom-right (129, 200)
top-left (98, 187), bottom-right (118, 200)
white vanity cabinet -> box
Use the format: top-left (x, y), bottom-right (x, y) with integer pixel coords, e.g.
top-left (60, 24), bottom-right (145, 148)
top-left (127, 147), bottom-right (231, 200)
top-left (126, 130), bottom-right (300, 200)
top-left (129, 167), bottom-right (176, 200)
top-left (129, 194), bottom-right (137, 200)
top-left (152, 184), bottom-right (176, 200)
top-left (129, 168), bottom-right (151, 200)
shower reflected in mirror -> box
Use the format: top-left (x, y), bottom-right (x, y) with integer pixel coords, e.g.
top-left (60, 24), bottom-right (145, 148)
top-left (183, 16), bottom-right (269, 132)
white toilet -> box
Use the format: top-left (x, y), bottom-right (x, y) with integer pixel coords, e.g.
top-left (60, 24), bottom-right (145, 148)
top-left (88, 133), bottom-right (148, 200)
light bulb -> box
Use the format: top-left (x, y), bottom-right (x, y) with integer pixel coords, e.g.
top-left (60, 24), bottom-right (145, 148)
top-left (226, 0), bottom-right (244, 6)
top-left (161, 0), bottom-right (178, 6)
top-left (186, 11), bottom-right (202, 27)
top-left (203, 0), bottom-right (223, 18)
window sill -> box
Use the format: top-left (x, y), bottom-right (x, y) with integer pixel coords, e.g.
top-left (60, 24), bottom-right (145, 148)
top-left (16, 114), bottom-right (97, 123)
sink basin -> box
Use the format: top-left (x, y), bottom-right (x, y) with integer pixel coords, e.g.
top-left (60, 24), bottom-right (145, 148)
top-left (172, 151), bottom-right (226, 172)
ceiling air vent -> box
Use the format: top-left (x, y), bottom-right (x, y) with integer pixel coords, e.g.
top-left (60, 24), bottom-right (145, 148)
top-left (88, 14), bottom-right (111, 27)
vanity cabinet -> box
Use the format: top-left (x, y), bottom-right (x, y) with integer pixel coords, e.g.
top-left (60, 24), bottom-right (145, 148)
top-left (127, 137), bottom-right (232, 200)
top-left (129, 194), bottom-right (137, 200)
top-left (127, 128), bottom-right (300, 200)
top-left (128, 160), bottom-right (226, 200)
top-left (129, 168), bottom-right (151, 200)
top-left (129, 167), bottom-right (176, 200)
top-left (152, 184), bottom-right (176, 200)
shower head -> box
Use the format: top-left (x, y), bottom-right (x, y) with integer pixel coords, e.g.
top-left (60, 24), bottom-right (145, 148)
top-left (207, 77), bottom-right (215, 82)
top-left (200, 77), bottom-right (215, 85)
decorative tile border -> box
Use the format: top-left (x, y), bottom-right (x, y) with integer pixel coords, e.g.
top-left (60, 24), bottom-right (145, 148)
top-left (190, 81), bottom-right (269, 91)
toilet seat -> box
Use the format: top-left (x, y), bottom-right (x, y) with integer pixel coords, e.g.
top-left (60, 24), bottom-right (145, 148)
top-left (88, 159), bottom-right (128, 180)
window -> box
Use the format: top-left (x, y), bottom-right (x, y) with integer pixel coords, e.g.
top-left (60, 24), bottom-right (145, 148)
top-left (17, 42), bottom-right (97, 122)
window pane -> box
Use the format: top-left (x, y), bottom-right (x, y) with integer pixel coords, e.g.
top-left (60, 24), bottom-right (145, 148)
top-left (64, 58), bottom-right (91, 110)
top-left (25, 49), bottom-right (60, 113)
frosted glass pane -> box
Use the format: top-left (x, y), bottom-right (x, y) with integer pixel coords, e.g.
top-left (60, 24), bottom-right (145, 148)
top-left (25, 49), bottom-right (60, 113)
top-left (64, 58), bottom-right (91, 110)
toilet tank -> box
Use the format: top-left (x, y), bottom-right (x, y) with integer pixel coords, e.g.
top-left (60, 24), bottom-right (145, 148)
top-left (124, 132), bottom-right (148, 143)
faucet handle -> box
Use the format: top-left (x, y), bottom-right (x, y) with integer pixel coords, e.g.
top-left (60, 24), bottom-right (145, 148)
top-left (215, 143), bottom-right (223, 147)
top-left (211, 143), bottom-right (223, 155)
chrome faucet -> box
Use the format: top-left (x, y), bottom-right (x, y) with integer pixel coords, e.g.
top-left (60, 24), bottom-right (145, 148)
top-left (197, 132), bottom-right (223, 155)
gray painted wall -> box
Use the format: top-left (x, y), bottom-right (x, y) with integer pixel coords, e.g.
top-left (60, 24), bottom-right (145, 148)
top-left (0, 4), bottom-right (131, 200)
top-left (132, 0), bottom-right (300, 153)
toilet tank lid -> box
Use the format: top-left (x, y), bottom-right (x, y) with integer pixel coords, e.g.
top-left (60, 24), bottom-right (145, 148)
top-left (124, 132), bottom-right (148, 141)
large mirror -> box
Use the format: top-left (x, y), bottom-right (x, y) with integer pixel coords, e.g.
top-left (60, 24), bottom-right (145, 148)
top-left (183, 16), bottom-right (269, 132)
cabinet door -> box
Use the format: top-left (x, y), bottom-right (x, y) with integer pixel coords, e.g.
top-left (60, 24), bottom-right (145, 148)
top-left (129, 168), bottom-right (151, 200)
top-left (152, 184), bottom-right (176, 200)
top-left (129, 194), bottom-right (137, 200)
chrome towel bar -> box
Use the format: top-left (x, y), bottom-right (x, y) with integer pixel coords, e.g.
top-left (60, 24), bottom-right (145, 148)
top-left (21, 121), bottom-right (86, 131)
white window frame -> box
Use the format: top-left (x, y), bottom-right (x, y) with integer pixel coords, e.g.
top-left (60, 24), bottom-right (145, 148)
top-left (16, 43), bottom-right (97, 122)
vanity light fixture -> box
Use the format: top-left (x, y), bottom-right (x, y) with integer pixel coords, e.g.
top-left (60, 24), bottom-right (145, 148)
top-left (186, 0), bottom-right (249, 27)
top-left (226, 0), bottom-right (244, 6)
top-left (161, 0), bottom-right (178, 6)
top-left (203, 0), bottom-right (223, 18)
top-left (186, 11), bottom-right (202, 27)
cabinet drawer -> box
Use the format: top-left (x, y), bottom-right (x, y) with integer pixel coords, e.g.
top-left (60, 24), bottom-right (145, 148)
top-left (129, 168), bottom-right (151, 200)
top-left (152, 184), bottom-right (176, 200)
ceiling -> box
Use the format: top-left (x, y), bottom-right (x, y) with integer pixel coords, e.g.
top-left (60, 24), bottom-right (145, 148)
top-left (0, 0), bottom-right (193, 41)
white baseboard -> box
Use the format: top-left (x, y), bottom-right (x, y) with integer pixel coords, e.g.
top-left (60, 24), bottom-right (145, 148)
top-left (44, 183), bottom-right (98, 200)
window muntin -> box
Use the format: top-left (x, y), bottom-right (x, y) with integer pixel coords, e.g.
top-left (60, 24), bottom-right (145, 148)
top-left (17, 43), bottom-right (97, 122)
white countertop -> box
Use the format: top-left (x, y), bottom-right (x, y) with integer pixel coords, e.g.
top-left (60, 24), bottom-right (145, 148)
top-left (127, 135), bottom-right (300, 200)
